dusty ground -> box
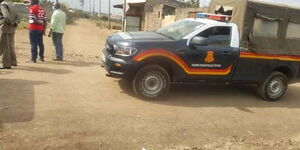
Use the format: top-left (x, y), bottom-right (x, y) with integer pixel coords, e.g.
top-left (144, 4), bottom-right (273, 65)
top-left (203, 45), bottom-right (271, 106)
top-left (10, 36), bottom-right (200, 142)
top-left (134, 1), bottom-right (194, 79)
top-left (1, 19), bottom-right (300, 150)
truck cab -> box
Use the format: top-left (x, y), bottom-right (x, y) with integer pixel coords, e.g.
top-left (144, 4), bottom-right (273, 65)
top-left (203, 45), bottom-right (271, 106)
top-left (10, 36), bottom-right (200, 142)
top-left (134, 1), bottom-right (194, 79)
top-left (101, 14), bottom-right (300, 101)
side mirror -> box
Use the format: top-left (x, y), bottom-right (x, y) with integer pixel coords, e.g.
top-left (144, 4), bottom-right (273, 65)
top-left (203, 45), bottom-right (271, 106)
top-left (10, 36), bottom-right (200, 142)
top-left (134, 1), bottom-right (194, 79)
top-left (190, 36), bottom-right (208, 47)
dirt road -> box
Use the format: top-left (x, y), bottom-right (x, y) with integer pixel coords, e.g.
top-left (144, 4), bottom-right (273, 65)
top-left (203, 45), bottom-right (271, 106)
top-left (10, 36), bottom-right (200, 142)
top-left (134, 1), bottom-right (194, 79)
top-left (1, 19), bottom-right (300, 150)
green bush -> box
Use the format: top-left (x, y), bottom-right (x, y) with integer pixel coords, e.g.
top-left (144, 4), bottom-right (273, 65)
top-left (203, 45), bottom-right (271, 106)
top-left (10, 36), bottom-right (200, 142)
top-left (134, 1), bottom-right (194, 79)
top-left (9, 0), bottom-right (23, 2)
top-left (17, 18), bottom-right (28, 29)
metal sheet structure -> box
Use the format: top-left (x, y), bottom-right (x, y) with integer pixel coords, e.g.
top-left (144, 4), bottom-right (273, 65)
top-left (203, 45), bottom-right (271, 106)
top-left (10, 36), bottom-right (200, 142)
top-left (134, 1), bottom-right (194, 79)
top-left (209, 0), bottom-right (300, 55)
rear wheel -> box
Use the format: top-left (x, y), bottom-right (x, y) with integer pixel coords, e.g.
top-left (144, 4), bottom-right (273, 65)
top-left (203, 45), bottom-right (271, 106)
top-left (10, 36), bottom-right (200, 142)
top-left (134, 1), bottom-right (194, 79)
top-left (133, 65), bottom-right (170, 99)
top-left (257, 72), bottom-right (288, 101)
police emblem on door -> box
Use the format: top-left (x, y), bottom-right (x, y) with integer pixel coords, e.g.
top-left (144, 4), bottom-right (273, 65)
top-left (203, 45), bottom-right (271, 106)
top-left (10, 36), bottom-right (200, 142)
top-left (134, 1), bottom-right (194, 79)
top-left (205, 51), bottom-right (215, 63)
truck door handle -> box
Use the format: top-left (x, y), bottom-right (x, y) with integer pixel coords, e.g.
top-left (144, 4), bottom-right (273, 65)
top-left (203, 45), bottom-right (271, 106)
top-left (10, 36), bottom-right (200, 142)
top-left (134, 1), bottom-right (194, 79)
top-left (176, 50), bottom-right (186, 55)
top-left (222, 51), bottom-right (232, 56)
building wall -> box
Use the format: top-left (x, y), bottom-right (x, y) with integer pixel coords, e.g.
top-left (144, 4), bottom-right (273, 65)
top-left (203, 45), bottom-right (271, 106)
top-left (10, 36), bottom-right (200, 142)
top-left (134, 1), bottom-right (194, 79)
top-left (161, 15), bottom-right (175, 27)
top-left (144, 4), bottom-right (164, 31)
top-left (175, 7), bottom-right (208, 20)
top-left (139, 0), bottom-right (208, 31)
top-left (142, 0), bottom-right (183, 31)
top-left (144, 0), bottom-right (180, 12)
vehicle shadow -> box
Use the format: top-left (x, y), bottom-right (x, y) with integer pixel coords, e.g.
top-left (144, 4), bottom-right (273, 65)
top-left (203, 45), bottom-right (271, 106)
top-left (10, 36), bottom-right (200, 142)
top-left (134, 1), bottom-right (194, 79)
top-left (0, 79), bottom-right (47, 126)
top-left (15, 66), bottom-right (73, 75)
top-left (118, 79), bottom-right (136, 97)
top-left (42, 60), bottom-right (99, 67)
top-left (118, 80), bottom-right (300, 111)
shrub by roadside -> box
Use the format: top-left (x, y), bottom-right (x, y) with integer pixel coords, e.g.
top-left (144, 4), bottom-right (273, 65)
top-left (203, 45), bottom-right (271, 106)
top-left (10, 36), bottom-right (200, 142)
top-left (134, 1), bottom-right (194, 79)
top-left (17, 18), bottom-right (28, 30)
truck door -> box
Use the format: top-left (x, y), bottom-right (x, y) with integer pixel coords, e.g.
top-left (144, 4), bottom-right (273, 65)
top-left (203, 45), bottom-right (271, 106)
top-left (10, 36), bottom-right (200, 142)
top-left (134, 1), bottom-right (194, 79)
top-left (185, 26), bottom-right (239, 80)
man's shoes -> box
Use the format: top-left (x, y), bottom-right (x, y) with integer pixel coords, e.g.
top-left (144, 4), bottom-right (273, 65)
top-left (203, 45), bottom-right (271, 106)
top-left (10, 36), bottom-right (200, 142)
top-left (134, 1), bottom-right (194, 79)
top-left (0, 66), bottom-right (12, 69)
top-left (26, 59), bottom-right (37, 63)
top-left (39, 58), bottom-right (45, 62)
top-left (53, 58), bottom-right (63, 61)
top-left (12, 64), bottom-right (17, 67)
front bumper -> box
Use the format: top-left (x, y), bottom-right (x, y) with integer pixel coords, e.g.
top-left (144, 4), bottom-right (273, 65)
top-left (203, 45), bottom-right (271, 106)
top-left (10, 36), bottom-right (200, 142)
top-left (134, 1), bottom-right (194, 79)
top-left (101, 50), bottom-right (134, 78)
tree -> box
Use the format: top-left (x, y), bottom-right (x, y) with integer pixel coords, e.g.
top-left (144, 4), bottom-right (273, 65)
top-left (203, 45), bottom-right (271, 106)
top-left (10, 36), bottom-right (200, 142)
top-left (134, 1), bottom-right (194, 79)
top-left (190, 0), bottom-right (200, 7)
top-left (8, 0), bottom-right (23, 2)
top-left (177, 0), bottom-right (200, 7)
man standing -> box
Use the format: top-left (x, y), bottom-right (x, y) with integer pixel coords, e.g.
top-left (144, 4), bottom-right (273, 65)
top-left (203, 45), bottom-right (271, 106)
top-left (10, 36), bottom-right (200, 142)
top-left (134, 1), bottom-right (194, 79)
top-left (27, 0), bottom-right (46, 63)
top-left (0, 0), bottom-right (18, 69)
top-left (48, 3), bottom-right (66, 61)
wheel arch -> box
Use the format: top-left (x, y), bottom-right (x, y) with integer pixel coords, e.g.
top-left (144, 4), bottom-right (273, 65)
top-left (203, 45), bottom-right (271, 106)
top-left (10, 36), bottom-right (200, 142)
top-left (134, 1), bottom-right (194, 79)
top-left (272, 66), bottom-right (294, 80)
top-left (135, 56), bottom-right (186, 82)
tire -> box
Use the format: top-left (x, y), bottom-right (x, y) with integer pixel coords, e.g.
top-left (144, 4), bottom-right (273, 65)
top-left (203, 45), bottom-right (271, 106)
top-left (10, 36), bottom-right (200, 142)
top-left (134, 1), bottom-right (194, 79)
top-left (133, 65), bottom-right (170, 99)
top-left (257, 72), bottom-right (288, 101)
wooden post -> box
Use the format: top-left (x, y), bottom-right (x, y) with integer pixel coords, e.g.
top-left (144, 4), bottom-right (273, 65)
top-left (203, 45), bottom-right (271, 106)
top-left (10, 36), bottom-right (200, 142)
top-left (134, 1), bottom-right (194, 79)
top-left (99, 0), bottom-right (101, 24)
top-left (93, 0), bottom-right (95, 16)
top-left (108, 0), bottom-right (111, 29)
top-left (89, 0), bottom-right (91, 13)
top-left (122, 0), bottom-right (126, 32)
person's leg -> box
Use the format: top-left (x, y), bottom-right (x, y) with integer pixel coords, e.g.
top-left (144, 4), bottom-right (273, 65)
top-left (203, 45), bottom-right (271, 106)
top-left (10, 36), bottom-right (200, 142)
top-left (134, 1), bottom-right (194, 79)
top-left (10, 33), bottom-right (17, 66)
top-left (58, 33), bottom-right (64, 60)
top-left (38, 31), bottom-right (45, 60)
top-left (29, 30), bottom-right (38, 62)
top-left (1, 33), bottom-right (12, 68)
top-left (52, 32), bottom-right (61, 60)
top-left (52, 32), bottom-right (58, 59)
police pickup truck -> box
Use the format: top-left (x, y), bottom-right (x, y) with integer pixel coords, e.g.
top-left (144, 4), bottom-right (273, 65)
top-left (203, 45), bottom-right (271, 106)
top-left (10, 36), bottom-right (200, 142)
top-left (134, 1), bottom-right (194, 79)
top-left (101, 14), bottom-right (300, 101)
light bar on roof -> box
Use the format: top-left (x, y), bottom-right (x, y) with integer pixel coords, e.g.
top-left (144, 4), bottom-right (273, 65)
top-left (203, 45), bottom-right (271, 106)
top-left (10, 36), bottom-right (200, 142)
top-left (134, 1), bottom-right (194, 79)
top-left (197, 13), bottom-right (232, 22)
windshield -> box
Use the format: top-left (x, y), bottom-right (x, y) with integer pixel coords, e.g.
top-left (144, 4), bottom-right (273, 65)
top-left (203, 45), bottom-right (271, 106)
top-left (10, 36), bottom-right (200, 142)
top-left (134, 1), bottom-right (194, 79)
top-left (155, 19), bottom-right (205, 40)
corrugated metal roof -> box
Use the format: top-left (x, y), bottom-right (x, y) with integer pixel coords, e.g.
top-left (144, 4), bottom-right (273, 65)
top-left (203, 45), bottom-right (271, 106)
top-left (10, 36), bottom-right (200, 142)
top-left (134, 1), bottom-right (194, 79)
top-left (252, 0), bottom-right (300, 9)
top-left (126, 0), bottom-right (146, 4)
top-left (207, 0), bottom-right (300, 9)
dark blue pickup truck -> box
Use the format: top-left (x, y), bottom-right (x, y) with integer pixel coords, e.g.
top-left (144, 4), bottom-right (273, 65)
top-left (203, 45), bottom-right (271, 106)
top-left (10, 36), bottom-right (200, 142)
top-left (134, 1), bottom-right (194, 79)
top-left (101, 17), bottom-right (300, 101)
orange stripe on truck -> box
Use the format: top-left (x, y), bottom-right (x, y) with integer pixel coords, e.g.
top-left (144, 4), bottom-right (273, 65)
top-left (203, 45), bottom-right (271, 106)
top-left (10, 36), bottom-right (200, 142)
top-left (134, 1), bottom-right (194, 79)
top-left (240, 52), bottom-right (300, 62)
top-left (133, 49), bottom-right (232, 75)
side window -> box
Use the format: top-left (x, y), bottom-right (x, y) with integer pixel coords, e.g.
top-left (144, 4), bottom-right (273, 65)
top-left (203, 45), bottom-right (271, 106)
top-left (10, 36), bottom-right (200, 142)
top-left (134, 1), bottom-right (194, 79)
top-left (198, 26), bottom-right (231, 46)
top-left (286, 23), bottom-right (300, 39)
top-left (253, 18), bottom-right (279, 38)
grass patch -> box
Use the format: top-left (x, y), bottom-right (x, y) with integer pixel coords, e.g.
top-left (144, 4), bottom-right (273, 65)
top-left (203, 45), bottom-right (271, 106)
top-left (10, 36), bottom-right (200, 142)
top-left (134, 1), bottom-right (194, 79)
top-left (94, 20), bottom-right (122, 30)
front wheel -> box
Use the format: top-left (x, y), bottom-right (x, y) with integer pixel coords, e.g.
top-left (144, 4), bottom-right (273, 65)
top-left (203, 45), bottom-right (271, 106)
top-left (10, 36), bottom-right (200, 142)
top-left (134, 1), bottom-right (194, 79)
top-left (257, 72), bottom-right (288, 101)
top-left (133, 65), bottom-right (170, 99)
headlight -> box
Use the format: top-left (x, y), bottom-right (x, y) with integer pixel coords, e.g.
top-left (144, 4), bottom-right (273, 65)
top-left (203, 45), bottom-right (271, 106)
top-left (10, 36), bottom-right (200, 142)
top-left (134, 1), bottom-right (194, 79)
top-left (105, 43), bottom-right (110, 49)
top-left (113, 44), bottom-right (138, 56)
